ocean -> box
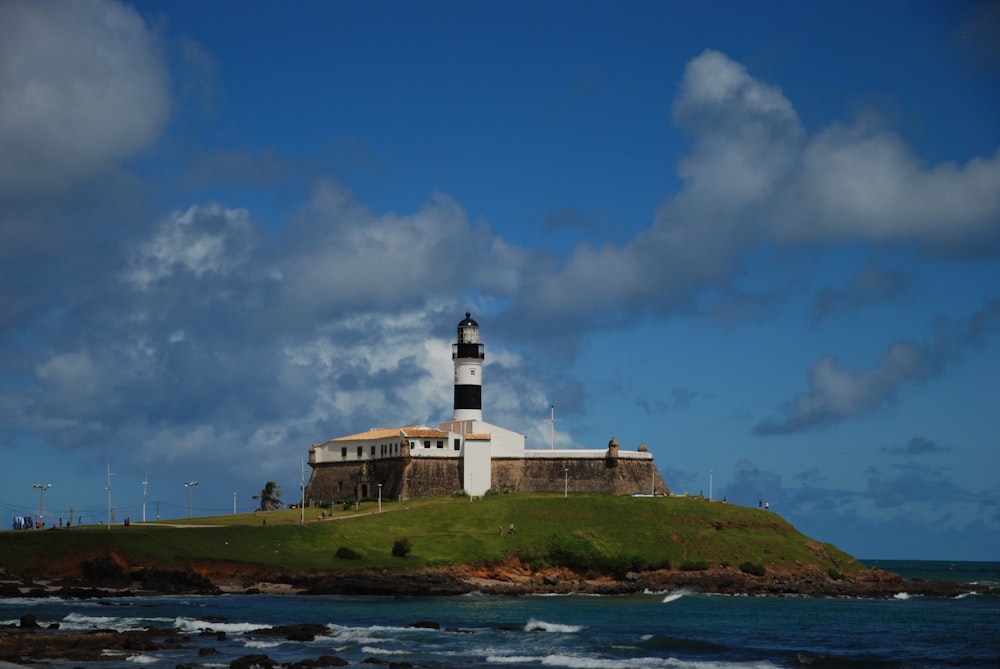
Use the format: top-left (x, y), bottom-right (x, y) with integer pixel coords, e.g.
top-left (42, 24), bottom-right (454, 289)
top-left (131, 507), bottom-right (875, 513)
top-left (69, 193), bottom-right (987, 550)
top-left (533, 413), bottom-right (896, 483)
top-left (1, 560), bottom-right (997, 669)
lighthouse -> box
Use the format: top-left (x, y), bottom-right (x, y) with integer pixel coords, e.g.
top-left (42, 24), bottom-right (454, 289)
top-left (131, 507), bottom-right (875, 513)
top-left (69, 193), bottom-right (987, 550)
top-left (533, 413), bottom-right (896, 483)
top-left (452, 312), bottom-right (484, 421)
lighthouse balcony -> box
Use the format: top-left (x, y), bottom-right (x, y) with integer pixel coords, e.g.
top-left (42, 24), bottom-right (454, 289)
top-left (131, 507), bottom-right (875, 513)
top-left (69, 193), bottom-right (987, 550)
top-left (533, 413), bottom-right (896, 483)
top-left (452, 343), bottom-right (484, 359)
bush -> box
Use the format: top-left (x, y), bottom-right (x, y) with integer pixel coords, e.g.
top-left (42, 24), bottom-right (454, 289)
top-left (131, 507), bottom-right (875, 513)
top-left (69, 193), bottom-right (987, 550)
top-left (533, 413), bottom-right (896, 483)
top-left (679, 560), bottom-right (710, 572)
top-left (828, 568), bottom-right (843, 581)
top-left (392, 538), bottom-right (412, 558)
top-left (452, 489), bottom-right (469, 498)
top-left (335, 546), bottom-right (361, 560)
top-left (739, 561), bottom-right (765, 576)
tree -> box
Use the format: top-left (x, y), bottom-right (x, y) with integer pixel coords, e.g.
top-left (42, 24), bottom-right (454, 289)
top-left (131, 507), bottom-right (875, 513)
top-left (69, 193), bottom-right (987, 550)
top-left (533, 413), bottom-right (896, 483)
top-left (258, 481), bottom-right (283, 511)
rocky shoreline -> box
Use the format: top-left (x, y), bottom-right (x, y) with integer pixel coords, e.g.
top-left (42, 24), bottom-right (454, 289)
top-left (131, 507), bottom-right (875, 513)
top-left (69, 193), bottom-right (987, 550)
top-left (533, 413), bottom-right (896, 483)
top-left (2, 562), bottom-right (994, 666)
top-left (2, 557), bottom-right (995, 600)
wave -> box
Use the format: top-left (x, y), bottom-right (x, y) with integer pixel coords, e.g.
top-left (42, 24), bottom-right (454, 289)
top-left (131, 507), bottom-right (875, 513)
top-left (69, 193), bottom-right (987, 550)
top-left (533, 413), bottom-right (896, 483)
top-left (61, 611), bottom-right (174, 632)
top-left (174, 616), bottom-right (271, 634)
top-left (361, 646), bottom-right (411, 655)
top-left (892, 592), bottom-right (911, 600)
top-left (126, 653), bottom-right (160, 664)
top-left (640, 633), bottom-right (728, 654)
top-left (241, 639), bottom-right (283, 649)
top-left (524, 618), bottom-right (584, 633)
top-left (662, 588), bottom-right (694, 603)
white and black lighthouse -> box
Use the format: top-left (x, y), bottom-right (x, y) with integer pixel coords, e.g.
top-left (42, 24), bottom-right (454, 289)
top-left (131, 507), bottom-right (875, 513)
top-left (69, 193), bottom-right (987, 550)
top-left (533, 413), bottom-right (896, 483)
top-left (452, 312), bottom-right (485, 422)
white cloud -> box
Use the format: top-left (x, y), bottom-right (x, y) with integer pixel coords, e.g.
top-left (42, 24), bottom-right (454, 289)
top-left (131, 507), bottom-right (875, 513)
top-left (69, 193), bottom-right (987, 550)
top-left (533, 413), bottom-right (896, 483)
top-left (507, 50), bottom-right (1000, 327)
top-left (125, 204), bottom-right (255, 289)
top-left (0, 0), bottom-right (169, 195)
top-left (754, 300), bottom-right (1000, 435)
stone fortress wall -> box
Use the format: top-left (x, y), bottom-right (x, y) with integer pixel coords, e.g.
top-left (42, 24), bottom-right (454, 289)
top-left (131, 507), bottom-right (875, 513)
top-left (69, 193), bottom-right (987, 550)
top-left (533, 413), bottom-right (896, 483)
top-left (305, 443), bottom-right (668, 504)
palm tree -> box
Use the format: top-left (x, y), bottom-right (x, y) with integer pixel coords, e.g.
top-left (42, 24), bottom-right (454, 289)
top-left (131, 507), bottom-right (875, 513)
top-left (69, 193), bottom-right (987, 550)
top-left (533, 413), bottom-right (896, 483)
top-left (258, 481), bottom-right (283, 511)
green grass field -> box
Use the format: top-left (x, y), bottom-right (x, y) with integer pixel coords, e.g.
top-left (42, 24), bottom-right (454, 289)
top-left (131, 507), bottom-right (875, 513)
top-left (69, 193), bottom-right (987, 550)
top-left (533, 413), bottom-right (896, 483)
top-left (1, 494), bottom-right (862, 577)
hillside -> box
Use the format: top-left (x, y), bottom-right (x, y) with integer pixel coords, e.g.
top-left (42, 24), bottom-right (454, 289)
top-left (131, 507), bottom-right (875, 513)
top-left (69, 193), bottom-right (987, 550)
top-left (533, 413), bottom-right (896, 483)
top-left (0, 495), bottom-right (983, 598)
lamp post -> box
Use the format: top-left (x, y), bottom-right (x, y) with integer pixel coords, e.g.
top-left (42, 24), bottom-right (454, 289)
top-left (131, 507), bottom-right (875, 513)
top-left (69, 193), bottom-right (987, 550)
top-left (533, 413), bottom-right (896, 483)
top-left (106, 463), bottom-right (116, 529)
top-left (563, 467), bottom-right (568, 498)
top-left (550, 405), bottom-right (555, 450)
top-left (142, 474), bottom-right (149, 523)
top-left (184, 481), bottom-right (199, 518)
top-left (709, 469), bottom-right (713, 502)
top-left (378, 483), bottom-right (383, 512)
top-left (33, 483), bottom-right (52, 525)
top-left (233, 492), bottom-right (237, 515)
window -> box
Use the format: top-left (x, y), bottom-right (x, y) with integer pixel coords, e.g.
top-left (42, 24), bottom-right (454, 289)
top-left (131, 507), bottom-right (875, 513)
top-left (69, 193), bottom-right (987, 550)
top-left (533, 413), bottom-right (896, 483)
top-left (341, 447), bottom-right (347, 458)
top-left (437, 440), bottom-right (444, 449)
top-left (424, 440), bottom-right (431, 449)
top-left (357, 446), bottom-right (363, 457)
top-left (371, 445), bottom-right (375, 456)
top-left (454, 439), bottom-right (461, 451)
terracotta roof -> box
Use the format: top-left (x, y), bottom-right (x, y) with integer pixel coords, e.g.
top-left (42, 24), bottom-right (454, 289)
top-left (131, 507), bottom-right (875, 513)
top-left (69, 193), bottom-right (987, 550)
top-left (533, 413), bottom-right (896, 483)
top-left (403, 427), bottom-right (450, 439)
top-left (328, 426), bottom-right (422, 442)
top-left (464, 433), bottom-right (492, 441)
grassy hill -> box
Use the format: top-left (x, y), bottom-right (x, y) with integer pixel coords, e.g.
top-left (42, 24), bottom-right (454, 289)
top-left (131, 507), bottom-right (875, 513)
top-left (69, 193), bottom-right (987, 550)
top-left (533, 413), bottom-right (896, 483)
top-left (1, 494), bottom-right (864, 580)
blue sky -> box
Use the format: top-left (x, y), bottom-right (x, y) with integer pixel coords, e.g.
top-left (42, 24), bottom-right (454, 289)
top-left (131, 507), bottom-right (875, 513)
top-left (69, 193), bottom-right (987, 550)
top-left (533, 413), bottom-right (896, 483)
top-left (1, 0), bottom-right (998, 560)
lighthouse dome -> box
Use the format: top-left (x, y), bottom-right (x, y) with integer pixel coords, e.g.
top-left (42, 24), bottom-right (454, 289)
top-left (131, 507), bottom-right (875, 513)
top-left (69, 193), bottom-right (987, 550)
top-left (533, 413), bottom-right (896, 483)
top-left (458, 312), bottom-right (478, 328)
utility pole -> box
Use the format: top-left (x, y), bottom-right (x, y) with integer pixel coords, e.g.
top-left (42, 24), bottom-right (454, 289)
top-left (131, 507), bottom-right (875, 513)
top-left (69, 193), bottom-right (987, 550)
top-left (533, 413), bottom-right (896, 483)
top-left (300, 460), bottom-right (306, 524)
top-left (142, 473), bottom-right (149, 523)
top-left (550, 404), bottom-right (555, 449)
top-left (106, 463), bottom-right (117, 529)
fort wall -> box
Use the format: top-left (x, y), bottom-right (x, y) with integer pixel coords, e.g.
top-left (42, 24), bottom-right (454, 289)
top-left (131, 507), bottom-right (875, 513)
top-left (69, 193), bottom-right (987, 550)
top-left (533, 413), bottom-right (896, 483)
top-left (305, 453), bottom-right (668, 504)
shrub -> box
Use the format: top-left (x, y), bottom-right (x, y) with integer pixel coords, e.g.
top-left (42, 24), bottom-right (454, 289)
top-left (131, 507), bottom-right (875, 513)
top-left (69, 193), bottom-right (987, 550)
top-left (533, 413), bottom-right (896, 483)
top-left (452, 489), bottom-right (469, 498)
top-left (335, 546), bottom-right (361, 560)
top-left (739, 561), bottom-right (765, 576)
top-left (392, 538), bottom-right (412, 558)
top-left (679, 560), bottom-right (710, 572)
top-left (828, 568), bottom-right (843, 581)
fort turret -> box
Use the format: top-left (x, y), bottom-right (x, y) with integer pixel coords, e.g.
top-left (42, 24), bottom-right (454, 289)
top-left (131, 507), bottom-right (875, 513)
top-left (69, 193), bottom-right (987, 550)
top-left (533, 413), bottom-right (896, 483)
top-left (452, 312), bottom-right (485, 422)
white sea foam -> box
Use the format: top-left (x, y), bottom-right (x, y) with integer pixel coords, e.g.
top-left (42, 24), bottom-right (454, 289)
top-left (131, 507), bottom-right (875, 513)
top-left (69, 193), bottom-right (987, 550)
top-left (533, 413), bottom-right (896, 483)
top-left (893, 592), bottom-right (911, 600)
top-left (662, 590), bottom-right (689, 603)
top-left (524, 618), bottom-right (583, 633)
top-left (361, 646), bottom-right (410, 655)
top-left (126, 653), bottom-right (160, 664)
top-left (174, 617), bottom-right (269, 633)
top-left (241, 639), bottom-right (282, 649)
top-left (488, 655), bottom-right (545, 664)
top-left (60, 611), bottom-right (172, 632)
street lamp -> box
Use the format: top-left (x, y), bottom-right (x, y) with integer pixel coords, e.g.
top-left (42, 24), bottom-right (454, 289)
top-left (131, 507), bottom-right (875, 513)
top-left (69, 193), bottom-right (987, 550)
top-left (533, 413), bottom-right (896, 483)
top-left (378, 483), bottom-right (383, 512)
top-left (709, 469), bottom-right (713, 502)
top-left (563, 467), bottom-right (568, 498)
top-left (233, 492), bottom-right (237, 515)
top-left (184, 481), bottom-right (199, 518)
top-left (33, 484), bottom-right (52, 525)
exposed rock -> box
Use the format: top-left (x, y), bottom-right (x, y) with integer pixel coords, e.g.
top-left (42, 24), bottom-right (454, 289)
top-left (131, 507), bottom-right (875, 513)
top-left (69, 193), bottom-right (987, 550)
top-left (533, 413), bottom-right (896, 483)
top-left (255, 623), bottom-right (329, 642)
top-left (230, 653), bottom-right (279, 669)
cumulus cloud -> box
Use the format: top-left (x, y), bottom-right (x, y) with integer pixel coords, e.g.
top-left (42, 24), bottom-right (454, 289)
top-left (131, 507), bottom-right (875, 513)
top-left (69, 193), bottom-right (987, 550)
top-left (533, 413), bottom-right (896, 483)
top-left (754, 300), bottom-right (1000, 435)
top-left (0, 0), bottom-right (169, 196)
top-left (504, 49), bottom-right (1000, 330)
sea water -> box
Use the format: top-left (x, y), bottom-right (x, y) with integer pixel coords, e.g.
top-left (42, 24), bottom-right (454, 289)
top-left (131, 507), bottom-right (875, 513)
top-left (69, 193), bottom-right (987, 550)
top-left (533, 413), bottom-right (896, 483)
top-left (1, 560), bottom-right (997, 668)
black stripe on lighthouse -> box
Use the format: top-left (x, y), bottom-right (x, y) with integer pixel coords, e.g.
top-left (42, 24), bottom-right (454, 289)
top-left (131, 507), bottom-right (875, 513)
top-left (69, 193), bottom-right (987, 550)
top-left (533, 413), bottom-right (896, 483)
top-left (454, 384), bottom-right (482, 411)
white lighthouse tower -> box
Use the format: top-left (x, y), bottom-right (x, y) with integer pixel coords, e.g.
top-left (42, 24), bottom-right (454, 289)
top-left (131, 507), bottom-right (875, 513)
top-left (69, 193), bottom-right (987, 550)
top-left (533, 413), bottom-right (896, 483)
top-left (452, 312), bottom-right (484, 422)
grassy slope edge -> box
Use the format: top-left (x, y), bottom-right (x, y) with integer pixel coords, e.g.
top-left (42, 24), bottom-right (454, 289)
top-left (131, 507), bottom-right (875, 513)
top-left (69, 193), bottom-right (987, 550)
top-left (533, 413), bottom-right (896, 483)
top-left (0, 495), bottom-right (863, 580)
